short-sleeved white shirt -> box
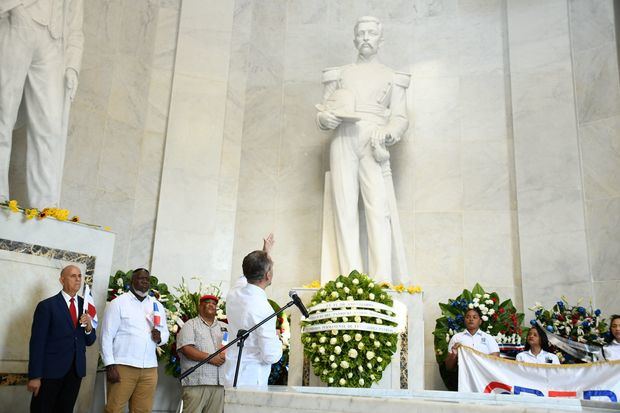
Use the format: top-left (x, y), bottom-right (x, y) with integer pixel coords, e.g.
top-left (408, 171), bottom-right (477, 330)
top-left (448, 329), bottom-right (499, 355)
top-left (516, 349), bottom-right (560, 364)
top-left (604, 340), bottom-right (620, 361)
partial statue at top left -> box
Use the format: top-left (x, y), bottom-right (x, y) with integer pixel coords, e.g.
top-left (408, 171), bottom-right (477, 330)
top-left (0, 0), bottom-right (84, 208)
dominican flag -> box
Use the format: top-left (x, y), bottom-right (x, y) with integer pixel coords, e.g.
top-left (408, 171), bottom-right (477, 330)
top-left (83, 283), bottom-right (98, 329)
top-left (153, 301), bottom-right (161, 327)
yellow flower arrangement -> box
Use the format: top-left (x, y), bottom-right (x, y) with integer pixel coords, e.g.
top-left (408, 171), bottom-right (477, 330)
top-left (25, 208), bottom-right (38, 220)
top-left (380, 282), bottom-right (423, 294)
top-left (2, 200), bottom-right (102, 228)
top-left (40, 207), bottom-right (70, 221)
top-left (301, 279), bottom-right (422, 293)
top-left (407, 285), bottom-right (422, 294)
top-left (8, 199), bottom-right (19, 212)
top-left (302, 280), bottom-right (321, 288)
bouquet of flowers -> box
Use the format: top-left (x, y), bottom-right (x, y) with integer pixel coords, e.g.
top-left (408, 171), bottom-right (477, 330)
top-left (301, 270), bottom-right (399, 388)
top-left (530, 298), bottom-right (608, 363)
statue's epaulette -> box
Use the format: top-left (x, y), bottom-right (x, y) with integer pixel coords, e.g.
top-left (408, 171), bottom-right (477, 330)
top-left (393, 71), bottom-right (411, 88)
top-left (322, 66), bottom-right (343, 83)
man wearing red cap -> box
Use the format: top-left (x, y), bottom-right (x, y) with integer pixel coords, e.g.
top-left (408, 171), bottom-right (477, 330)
top-left (177, 293), bottom-right (228, 413)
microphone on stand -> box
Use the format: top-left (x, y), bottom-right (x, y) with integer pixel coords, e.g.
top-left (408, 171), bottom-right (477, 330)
top-left (289, 290), bottom-right (309, 318)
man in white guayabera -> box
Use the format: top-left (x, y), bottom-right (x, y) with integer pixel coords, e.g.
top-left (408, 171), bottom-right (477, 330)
top-left (0, 0), bottom-right (83, 207)
top-left (316, 16), bottom-right (410, 284)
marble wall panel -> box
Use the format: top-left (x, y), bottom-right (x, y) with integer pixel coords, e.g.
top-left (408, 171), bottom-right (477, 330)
top-left (568, 0), bottom-right (616, 53)
top-left (507, 0), bottom-right (595, 321)
top-left (62, 108), bottom-right (105, 191)
top-left (411, 0), bottom-right (457, 19)
top-left (462, 141), bottom-right (511, 211)
top-left (283, 30), bottom-right (330, 84)
top-left (283, 82), bottom-right (329, 149)
top-left (520, 230), bottom-right (590, 304)
top-left (463, 211), bottom-right (517, 289)
top-left (97, 120), bottom-right (142, 197)
top-left (414, 212), bottom-right (463, 286)
top-left (586, 197), bottom-right (620, 283)
top-left (593, 281), bottom-right (620, 316)
top-left (411, 77), bottom-right (460, 142)
top-left (151, 0), bottom-right (235, 280)
top-left (459, 74), bottom-right (508, 143)
top-left (413, 140), bottom-right (462, 211)
top-left (106, 58), bottom-right (152, 129)
top-left (511, 72), bottom-right (581, 191)
top-left (286, 0), bottom-right (329, 28)
top-left (506, 0), bottom-right (572, 75)
top-left (276, 144), bottom-right (326, 212)
top-left (410, 15), bottom-right (461, 78)
top-left (573, 42), bottom-right (620, 124)
top-left (569, 0), bottom-right (620, 312)
top-left (516, 187), bottom-right (586, 238)
top-left (458, 4), bottom-right (504, 76)
top-left (579, 115), bottom-right (620, 201)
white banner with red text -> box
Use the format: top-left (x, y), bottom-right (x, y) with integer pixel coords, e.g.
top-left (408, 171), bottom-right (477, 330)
top-left (458, 346), bottom-right (620, 403)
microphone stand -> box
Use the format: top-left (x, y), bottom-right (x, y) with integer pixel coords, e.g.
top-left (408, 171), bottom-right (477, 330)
top-left (179, 299), bottom-right (296, 387)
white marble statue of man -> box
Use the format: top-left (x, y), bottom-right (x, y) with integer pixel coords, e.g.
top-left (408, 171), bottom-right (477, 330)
top-left (0, 0), bottom-right (84, 207)
top-left (317, 16), bottom-right (410, 284)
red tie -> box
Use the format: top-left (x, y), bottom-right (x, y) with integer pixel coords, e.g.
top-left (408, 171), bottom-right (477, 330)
top-left (70, 297), bottom-right (78, 328)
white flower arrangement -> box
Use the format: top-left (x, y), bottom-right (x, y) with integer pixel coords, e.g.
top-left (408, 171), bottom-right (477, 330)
top-left (301, 270), bottom-right (398, 388)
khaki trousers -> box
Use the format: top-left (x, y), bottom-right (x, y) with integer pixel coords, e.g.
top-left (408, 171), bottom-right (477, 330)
top-left (105, 365), bottom-right (158, 413)
top-left (182, 385), bottom-right (224, 413)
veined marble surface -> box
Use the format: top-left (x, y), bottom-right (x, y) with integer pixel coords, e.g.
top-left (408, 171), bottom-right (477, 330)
top-left (225, 386), bottom-right (616, 413)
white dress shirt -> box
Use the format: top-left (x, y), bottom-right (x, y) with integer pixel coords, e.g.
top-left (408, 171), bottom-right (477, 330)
top-left (604, 340), bottom-right (620, 361)
top-left (516, 349), bottom-right (560, 364)
top-left (101, 291), bottom-right (169, 368)
top-left (448, 329), bottom-right (500, 355)
top-left (223, 277), bottom-right (282, 388)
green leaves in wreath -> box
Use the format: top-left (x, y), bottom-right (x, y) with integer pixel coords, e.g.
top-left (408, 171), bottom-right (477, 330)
top-left (301, 270), bottom-right (399, 388)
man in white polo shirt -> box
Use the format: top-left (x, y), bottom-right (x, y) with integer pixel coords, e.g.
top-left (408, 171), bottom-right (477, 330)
top-left (101, 268), bottom-right (169, 413)
top-left (445, 307), bottom-right (499, 371)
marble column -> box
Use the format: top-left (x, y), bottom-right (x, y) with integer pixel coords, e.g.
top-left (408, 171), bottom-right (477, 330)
top-left (507, 0), bottom-right (592, 313)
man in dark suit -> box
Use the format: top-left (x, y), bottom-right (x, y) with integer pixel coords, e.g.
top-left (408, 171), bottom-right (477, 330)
top-left (27, 265), bottom-right (96, 413)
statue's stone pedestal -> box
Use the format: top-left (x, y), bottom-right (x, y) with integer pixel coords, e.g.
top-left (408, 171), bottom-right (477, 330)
top-left (0, 210), bottom-right (115, 412)
top-left (288, 288), bottom-right (424, 391)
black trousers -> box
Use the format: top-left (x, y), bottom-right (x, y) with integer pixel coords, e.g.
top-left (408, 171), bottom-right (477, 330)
top-left (30, 361), bottom-right (82, 413)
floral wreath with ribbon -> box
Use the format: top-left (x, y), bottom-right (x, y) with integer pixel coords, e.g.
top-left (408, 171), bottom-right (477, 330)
top-left (301, 270), bottom-right (399, 387)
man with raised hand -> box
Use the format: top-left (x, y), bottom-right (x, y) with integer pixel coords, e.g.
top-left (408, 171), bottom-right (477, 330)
top-left (223, 234), bottom-right (282, 387)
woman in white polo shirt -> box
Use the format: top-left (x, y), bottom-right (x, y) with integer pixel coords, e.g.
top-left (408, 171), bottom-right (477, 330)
top-left (604, 315), bottom-right (620, 361)
top-left (516, 324), bottom-right (560, 364)
top-left (445, 307), bottom-right (500, 371)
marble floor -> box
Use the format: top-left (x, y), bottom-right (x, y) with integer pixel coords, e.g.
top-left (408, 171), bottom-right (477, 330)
top-left (225, 386), bottom-right (619, 413)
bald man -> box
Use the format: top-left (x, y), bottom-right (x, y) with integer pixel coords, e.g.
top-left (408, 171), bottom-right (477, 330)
top-left (27, 265), bottom-right (96, 413)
